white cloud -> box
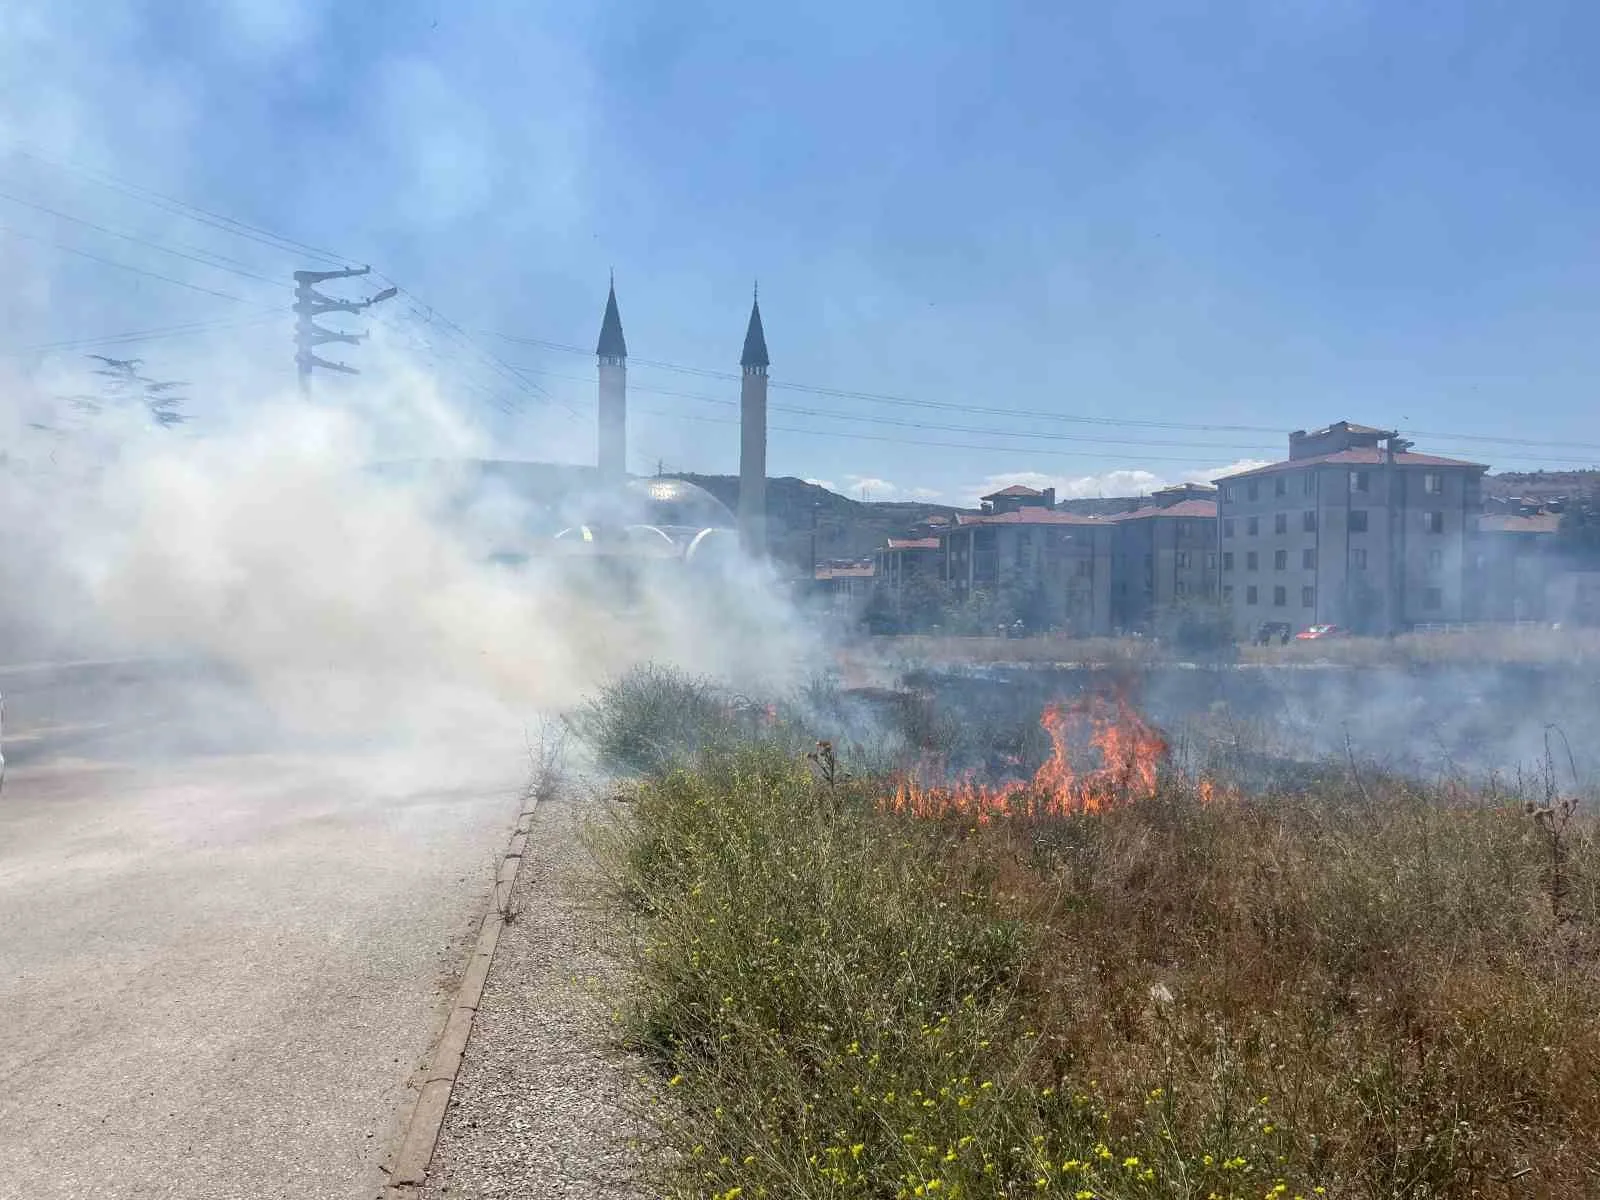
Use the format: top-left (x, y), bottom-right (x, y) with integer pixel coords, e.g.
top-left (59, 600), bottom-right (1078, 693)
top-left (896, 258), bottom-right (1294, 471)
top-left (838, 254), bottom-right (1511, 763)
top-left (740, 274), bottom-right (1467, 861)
top-left (835, 475), bottom-right (942, 503)
top-left (803, 477), bottom-right (836, 491)
top-left (845, 475), bottom-right (894, 500)
top-left (1191, 458), bottom-right (1273, 484)
top-left (962, 460), bottom-right (1272, 506)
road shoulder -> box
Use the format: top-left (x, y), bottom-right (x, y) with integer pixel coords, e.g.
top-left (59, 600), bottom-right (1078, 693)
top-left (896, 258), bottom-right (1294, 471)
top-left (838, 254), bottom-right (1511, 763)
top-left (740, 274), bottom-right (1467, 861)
top-left (413, 788), bottom-right (647, 1199)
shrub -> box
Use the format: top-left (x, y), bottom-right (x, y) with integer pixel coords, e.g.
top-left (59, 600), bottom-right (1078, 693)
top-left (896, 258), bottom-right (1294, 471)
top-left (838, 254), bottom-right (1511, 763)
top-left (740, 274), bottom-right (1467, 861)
top-left (604, 714), bottom-right (1600, 1198)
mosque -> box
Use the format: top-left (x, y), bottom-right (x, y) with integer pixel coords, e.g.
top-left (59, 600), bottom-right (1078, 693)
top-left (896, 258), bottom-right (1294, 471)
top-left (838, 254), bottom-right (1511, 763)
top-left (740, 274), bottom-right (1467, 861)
top-left (385, 281), bottom-right (774, 571)
top-left (551, 279), bottom-right (773, 565)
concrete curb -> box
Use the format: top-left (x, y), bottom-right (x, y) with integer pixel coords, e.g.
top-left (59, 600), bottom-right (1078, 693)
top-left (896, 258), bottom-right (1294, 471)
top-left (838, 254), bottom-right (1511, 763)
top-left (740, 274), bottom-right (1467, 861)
top-left (382, 770), bottom-right (548, 1195)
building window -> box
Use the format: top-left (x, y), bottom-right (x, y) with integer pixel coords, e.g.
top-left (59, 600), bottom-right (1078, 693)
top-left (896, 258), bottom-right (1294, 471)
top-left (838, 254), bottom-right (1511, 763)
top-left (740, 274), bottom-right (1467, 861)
top-left (1423, 586), bottom-right (1443, 610)
top-left (1424, 510), bottom-right (1444, 533)
top-left (1223, 518), bottom-right (1235, 538)
top-left (1424, 472), bottom-right (1442, 494)
top-left (1427, 548), bottom-right (1443, 570)
top-left (1349, 509), bottom-right (1369, 533)
top-left (1303, 472), bottom-right (1316, 495)
top-left (1223, 552), bottom-right (1234, 571)
top-left (1273, 585), bottom-right (1287, 607)
top-left (1222, 584), bottom-right (1234, 603)
top-left (1303, 548), bottom-right (1316, 569)
top-left (1246, 585), bottom-right (1258, 605)
top-left (1222, 485), bottom-right (1235, 504)
top-left (1301, 585), bottom-right (1315, 607)
top-left (1274, 512), bottom-right (1288, 534)
top-left (1302, 510), bottom-right (1317, 532)
top-left (1352, 547), bottom-right (1368, 569)
top-left (1206, 552), bottom-right (1217, 571)
top-left (1351, 470), bottom-right (1370, 493)
top-left (1246, 551), bottom-right (1258, 570)
top-left (1274, 476), bottom-right (1286, 496)
top-left (1175, 550), bottom-right (1190, 568)
top-left (1248, 516), bottom-right (1260, 536)
top-left (1248, 481), bottom-right (1260, 501)
top-left (1274, 549), bottom-right (1287, 570)
top-left (1176, 581), bottom-right (1188, 598)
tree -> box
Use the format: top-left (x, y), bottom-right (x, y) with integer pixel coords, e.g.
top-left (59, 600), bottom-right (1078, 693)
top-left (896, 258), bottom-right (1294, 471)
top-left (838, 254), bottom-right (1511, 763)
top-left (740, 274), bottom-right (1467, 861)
top-left (1557, 504), bottom-right (1600, 568)
top-left (1156, 597), bottom-right (1235, 659)
top-left (898, 570), bottom-right (953, 632)
top-left (860, 584), bottom-right (899, 635)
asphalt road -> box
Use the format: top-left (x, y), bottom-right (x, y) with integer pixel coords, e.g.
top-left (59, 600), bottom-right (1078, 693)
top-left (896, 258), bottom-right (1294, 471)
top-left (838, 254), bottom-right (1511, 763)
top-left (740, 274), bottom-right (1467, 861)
top-left (0, 664), bottom-right (533, 1200)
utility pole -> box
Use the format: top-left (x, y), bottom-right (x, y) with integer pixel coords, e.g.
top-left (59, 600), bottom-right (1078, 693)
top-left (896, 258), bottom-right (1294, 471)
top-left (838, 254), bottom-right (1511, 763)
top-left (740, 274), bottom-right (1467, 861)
top-left (292, 267), bottom-right (398, 397)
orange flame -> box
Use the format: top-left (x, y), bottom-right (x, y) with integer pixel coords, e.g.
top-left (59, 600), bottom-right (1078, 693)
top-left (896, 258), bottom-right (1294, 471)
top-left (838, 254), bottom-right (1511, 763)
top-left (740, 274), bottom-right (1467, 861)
top-left (884, 693), bottom-right (1173, 822)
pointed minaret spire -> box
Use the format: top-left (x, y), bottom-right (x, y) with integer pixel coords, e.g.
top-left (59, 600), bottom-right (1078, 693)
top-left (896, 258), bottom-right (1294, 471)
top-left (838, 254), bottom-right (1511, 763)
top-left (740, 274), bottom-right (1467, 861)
top-left (596, 278), bottom-right (627, 482)
top-left (596, 277), bottom-right (627, 362)
top-left (740, 290), bottom-right (769, 371)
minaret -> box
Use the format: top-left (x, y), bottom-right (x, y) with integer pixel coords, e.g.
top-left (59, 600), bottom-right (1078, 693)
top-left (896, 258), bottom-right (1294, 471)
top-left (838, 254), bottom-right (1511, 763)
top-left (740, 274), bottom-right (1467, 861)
top-left (738, 286), bottom-right (770, 556)
top-left (595, 275), bottom-right (627, 484)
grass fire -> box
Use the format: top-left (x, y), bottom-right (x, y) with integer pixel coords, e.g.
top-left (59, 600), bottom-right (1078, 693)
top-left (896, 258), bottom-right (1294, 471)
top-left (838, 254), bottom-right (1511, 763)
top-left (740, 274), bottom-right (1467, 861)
top-left (887, 692), bottom-right (1172, 821)
top-left (585, 665), bottom-right (1600, 1200)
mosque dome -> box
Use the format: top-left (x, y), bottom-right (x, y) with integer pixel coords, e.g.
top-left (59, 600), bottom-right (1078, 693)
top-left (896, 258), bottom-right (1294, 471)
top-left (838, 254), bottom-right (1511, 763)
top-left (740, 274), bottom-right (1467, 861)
top-left (622, 478), bottom-right (735, 533)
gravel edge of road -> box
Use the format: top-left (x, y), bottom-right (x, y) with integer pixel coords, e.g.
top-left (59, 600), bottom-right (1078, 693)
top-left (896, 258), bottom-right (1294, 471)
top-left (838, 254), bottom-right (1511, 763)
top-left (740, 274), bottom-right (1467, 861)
top-left (411, 785), bottom-right (652, 1199)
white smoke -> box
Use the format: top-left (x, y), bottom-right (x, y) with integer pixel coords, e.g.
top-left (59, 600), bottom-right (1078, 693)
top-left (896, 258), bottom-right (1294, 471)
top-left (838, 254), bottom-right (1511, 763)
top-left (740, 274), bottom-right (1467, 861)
top-left (2, 348), bottom-right (816, 750)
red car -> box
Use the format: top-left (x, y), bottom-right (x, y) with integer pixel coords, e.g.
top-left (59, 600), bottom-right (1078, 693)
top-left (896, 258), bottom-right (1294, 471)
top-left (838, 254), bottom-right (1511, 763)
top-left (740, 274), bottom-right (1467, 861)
top-left (1295, 623), bottom-right (1349, 640)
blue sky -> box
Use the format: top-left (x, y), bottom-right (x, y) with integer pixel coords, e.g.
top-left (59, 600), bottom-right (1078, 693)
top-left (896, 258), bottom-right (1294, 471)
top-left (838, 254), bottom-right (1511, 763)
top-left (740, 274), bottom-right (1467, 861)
top-left (3, 0), bottom-right (1599, 503)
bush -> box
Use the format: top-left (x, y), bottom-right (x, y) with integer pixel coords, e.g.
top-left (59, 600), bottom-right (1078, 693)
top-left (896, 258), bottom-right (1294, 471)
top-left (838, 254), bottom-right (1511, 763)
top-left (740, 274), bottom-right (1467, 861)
top-left (604, 718), bottom-right (1600, 1198)
top-left (570, 665), bottom-right (762, 775)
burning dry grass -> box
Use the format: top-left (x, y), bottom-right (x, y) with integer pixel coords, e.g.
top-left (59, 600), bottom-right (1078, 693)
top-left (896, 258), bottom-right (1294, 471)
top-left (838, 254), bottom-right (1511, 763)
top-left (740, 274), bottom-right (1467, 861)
top-left (887, 692), bottom-right (1172, 821)
top-left (600, 681), bottom-right (1600, 1199)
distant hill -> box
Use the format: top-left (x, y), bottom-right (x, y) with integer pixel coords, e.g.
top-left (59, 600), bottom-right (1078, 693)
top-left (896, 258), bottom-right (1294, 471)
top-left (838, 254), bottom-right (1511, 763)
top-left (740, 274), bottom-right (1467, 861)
top-left (673, 474), bottom-right (969, 573)
top-left (1485, 470), bottom-right (1600, 501)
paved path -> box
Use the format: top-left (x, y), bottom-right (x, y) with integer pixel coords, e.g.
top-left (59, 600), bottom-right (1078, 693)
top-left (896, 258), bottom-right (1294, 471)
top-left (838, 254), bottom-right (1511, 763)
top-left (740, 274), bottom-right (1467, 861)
top-left (0, 672), bottom-right (531, 1200)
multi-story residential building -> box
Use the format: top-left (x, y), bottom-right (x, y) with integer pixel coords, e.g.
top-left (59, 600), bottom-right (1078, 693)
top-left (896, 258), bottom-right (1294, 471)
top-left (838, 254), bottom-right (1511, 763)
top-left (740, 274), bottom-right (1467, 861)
top-left (1213, 422), bottom-right (1486, 635)
top-left (872, 535), bottom-right (943, 611)
top-left (1107, 484), bottom-right (1219, 632)
top-left (1470, 507), bottom-right (1563, 622)
top-left (813, 558), bottom-right (876, 615)
top-left (940, 492), bottom-right (1114, 635)
top-left (979, 483), bottom-right (1058, 514)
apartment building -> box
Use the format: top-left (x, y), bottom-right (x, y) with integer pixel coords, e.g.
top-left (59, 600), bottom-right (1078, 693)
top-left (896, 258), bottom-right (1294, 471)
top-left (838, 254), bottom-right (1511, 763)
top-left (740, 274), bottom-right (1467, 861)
top-left (1108, 483), bottom-right (1219, 632)
top-left (1214, 422), bottom-right (1486, 636)
top-left (1471, 508), bottom-right (1563, 622)
top-left (941, 505), bottom-right (1114, 635)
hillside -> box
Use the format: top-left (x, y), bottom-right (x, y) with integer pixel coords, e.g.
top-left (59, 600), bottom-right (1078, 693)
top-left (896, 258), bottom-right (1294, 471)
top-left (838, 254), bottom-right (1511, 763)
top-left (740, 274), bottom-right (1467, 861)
top-left (673, 474), bottom-right (969, 572)
top-left (1485, 469), bottom-right (1600, 501)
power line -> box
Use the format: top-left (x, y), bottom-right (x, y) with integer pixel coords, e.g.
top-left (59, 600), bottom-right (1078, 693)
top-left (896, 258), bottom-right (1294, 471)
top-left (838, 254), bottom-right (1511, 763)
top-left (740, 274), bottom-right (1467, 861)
top-left (485, 328), bottom-right (1600, 454)
top-left (1, 311), bottom-right (280, 356)
top-left (400, 301), bottom-right (580, 419)
top-left (12, 147), bottom-right (357, 267)
top-left (0, 224), bottom-right (251, 302)
top-left (625, 407), bottom-right (1263, 467)
top-left (507, 365), bottom-right (1600, 465)
top-left (506, 364), bottom-right (1284, 454)
top-left (0, 189), bottom-right (285, 287)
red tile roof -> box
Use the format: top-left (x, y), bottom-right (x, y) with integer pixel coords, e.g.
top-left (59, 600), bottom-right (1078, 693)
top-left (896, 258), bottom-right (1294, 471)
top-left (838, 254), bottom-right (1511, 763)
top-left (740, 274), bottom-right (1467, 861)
top-left (885, 537), bottom-right (941, 550)
top-left (1109, 499), bottom-right (1218, 521)
top-left (1215, 448), bottom-right (1486, 481)
top-left (981, 484), bottom-right (1045, 498)
top-left (952, 510), bottom-right (1104, 527)
top-left (1479, 513), bottom-right (1561, 534)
